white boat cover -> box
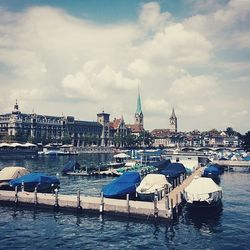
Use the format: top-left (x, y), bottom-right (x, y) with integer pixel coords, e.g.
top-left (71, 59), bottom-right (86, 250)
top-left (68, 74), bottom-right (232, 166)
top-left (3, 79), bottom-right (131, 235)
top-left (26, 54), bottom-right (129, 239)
top-left (136, 174), bottom-right (171, 194)
top-left (184, 177), bottom-right (222, 204)
top-left (0, 166), bottom-right (30, 183)
top-left (113, 153), bottom-right (130, 159)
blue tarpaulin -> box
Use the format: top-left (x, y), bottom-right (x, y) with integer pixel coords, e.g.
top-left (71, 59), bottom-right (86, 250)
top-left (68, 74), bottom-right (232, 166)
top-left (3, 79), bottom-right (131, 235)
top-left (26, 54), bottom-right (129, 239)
top-left (161, 162), bottom-right (186, 178)
top-left (62, 160), bottom-right (80, 173)
top-left (9, 173), bottom-right (60, 192)
top-left (203, 164), bottom-right (222, 177)
top-left (101, 172), bottom-right (141, 198)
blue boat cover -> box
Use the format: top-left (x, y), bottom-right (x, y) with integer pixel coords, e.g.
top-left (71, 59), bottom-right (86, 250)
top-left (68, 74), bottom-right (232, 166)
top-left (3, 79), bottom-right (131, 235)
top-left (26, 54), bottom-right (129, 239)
top-left (101, 172), bottom-right (141, 198)
top-left (9, 173), bottom-right (60, 187)
top-left (161, 162), bottom-right (186, 178)
top-left (203, 164), bottom-right (222, 176)
top-left (149, 159), bottom-right (171, 170)
top-left (62, 160), bottom-right (80, 173)
top-left (244, 156), bottom-right (250, 161)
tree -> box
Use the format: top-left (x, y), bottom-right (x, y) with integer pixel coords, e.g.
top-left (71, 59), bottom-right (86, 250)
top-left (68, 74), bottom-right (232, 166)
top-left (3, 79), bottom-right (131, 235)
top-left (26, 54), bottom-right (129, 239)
top-left (226, 127), bottom-right (235, 136)
top-left (242, 131), bottom-right (250, 152)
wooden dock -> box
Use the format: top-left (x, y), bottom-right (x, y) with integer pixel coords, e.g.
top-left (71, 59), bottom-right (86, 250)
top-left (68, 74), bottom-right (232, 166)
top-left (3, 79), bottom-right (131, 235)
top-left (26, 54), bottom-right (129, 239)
top-left (0, 167), bottom-right (203, 221)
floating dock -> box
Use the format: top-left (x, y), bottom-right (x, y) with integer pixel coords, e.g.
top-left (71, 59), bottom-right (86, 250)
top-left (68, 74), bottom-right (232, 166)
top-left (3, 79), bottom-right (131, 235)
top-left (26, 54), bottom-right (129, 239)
top-left (0, 167), bottom-right (202, 221)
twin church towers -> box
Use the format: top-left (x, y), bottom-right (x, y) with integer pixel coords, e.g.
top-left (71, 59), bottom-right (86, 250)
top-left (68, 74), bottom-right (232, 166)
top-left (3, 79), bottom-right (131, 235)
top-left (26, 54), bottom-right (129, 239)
top-left (134, 90), bottom-right (177, 133)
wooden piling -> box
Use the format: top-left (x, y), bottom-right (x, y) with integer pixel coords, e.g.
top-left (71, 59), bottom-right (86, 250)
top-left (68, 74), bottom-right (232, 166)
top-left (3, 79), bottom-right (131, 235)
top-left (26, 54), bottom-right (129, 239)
top-left (34, 187), bottom-right (37, 206)
top-left (14, 186), bottom-right (18, 205)
top-left (54, 189), bottom-right (59, 211)
top-left (176, 193), bottom-right (178, 214)
top-left (170, 198), bottom-right (173, 219)
top-left (100, 192), bottom-right (104, 213)
top-left (77, 190), bottom-right (82, 212)
top-left (154, 189), bottom-right (158, 218)
top-left (126, 194), bottom-right (130, 215)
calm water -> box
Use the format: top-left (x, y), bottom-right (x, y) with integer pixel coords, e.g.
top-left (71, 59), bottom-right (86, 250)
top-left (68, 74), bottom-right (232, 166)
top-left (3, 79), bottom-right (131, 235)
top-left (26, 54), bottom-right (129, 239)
top-left (0, 154), bottom-right (249, 249)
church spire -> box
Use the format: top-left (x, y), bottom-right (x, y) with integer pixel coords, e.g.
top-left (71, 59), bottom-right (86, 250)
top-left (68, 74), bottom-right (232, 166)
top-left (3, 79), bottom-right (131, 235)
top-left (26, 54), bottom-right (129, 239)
top-left (136, 89), bottom-right (143, 115)
top-left (171, 106), bottom-right (176, 118)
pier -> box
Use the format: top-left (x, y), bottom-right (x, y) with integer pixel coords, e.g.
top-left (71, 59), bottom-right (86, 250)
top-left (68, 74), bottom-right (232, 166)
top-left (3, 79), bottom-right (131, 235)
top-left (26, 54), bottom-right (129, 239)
top-left (212, 160), bottom-right (250, 168)
top-left (0, 167), bottom-right (202, 221)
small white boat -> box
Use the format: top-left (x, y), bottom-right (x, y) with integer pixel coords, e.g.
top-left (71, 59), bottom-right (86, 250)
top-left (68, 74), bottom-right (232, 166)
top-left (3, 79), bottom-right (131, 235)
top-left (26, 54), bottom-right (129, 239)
top-left (184, 177), bottom-right (222, 208)
top-left (136, 174), bottom-right (171, 201)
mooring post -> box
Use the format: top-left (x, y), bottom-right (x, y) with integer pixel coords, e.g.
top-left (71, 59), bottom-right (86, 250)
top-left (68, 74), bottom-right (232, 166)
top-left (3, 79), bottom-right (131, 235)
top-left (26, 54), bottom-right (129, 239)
top-left (100, 192), bottom-right (104, 214)
top-left (77, 189), bottom-right (82, 212)
top-left (154, 189), bottom-right (158, 218)
top-left (176, 193), bottom-right (179, 214)
top-left (21, 181), bottom-right (24, 192)
top-left (14, 186), bottom-right (18, 205)
top-left (54, 188), bottom-right (59, 211)
top-left (126, 194), bottom-right (130, 215)
top-left (34, 187), bottom-right (38, 206)
top-left (170, 198), bottom-right (174, 219)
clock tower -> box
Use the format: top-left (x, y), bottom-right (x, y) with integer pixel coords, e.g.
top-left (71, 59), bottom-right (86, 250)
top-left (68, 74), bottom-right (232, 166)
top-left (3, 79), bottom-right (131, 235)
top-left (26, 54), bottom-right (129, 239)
top-left (134, 90), bottom-right (143, 129)
top-left (169, 107), bottom-right (177, 133)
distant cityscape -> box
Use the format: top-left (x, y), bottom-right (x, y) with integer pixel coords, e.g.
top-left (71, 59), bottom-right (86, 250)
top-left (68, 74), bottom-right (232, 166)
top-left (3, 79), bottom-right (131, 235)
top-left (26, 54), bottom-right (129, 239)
top-left (0, 92), bottom-right (242, 148)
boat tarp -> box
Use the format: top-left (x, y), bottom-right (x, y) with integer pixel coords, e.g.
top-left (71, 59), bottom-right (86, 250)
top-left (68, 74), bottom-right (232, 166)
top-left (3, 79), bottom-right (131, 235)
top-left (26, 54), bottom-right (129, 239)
top-left (0, 166), bottom-right (30, 182)
top-left (62, 160), bottom-right (80, 173)
top-left (184, 177), bottom-right (222, 203)
top-left (9, 173), bottom-right (60, 187)
top-left (149, 159), bottom-right (171, 170)
top-left (136, 174), bottom-right (171, 194)
top-left (113, 153), bottom-right (130, 159)
top-left (102, 171), bottom-right (141, 198)
top-left (161, 162), bottom-right (186, 178)
top-left (203, 164), bottom-right (222, 176)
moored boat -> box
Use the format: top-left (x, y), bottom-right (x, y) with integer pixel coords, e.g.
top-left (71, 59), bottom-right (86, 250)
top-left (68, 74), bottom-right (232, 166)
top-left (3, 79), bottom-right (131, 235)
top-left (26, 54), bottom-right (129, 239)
top-left (62, 160), bottom-right (89, 176)
top-left (184, 177), bottom-right (222, 208)
top-left (9, 173), bottom-right (60, 193)
top-left (101, 171), bottom-right (141, 199)
top-left (136, 174), bottom-right (171, 201)
top-left (0, 166), bottom-right (30, 190)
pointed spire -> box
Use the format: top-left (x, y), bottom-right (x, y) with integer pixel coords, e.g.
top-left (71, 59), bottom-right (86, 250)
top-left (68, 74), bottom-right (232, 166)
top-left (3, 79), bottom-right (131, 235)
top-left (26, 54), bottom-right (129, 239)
top-left (136, 88), bottom-right (143, 115)
top-left (171, 106), bottom-right (176, 118)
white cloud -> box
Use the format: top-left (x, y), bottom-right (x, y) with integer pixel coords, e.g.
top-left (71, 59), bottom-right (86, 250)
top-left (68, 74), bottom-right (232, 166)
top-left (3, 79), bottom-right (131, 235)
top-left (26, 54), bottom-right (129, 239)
top-left (0, 2), bottom-right (249, 132)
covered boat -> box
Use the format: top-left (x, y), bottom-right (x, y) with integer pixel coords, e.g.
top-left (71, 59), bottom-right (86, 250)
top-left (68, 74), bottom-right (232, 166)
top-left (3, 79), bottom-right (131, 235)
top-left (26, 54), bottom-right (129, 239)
top-left (62, 160), bottom-right (80, 174)
top-left (161, 162), bottom-right (187, 178)
top-left (0, 166), bottom-right (30, 190)
top-left (101, 172), bottom-right (141, 199)
top-left (9, 173), bottom-right (60, 193)
top-left (184, 177), bottom-right (222, 208)
top-left (203, 163), bottom-right (222, 178)
top-left (136, 174), bottom-right (171, 201)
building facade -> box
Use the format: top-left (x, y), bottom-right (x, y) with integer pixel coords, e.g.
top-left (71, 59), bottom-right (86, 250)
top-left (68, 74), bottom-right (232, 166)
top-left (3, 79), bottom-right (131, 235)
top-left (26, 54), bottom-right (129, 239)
top-left (0, 101), bottom-right (105, 146)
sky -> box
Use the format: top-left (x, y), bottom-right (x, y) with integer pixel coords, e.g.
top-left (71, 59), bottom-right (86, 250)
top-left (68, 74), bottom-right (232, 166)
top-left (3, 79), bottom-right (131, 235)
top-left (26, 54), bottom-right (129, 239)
top-left (0, 0), bottom-right (249, 133)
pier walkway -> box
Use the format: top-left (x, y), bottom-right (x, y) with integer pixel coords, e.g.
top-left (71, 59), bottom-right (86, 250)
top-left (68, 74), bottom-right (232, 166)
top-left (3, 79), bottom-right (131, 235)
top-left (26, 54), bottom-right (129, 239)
top-left (0, 167), bottom-right (203, 221)
top-left (212, 160), bottom-right (250, 168)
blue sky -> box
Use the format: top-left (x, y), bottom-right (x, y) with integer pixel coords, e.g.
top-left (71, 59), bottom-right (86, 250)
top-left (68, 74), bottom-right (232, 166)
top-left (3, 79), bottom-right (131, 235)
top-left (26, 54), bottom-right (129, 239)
top-left (0, 0), bottom-right (249, 133)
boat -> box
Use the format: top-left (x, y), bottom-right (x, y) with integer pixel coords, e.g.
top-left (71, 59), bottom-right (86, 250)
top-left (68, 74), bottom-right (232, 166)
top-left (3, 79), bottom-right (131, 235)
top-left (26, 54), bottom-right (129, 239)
top-left (101, 171), bottom-right (141, 199)
top-left (136, 174), bottom-right (171, 201)
top-left (184, 177), bottom-right (222, 208)
top-left (98, 152), bottom-right (130, 170)
top-left (0, 166), bottom-right (30, 190)
top-left (161, 162), bottom-right (187, 178)
top-left (202, 163), bottom-right (223, 179)
top-left (62, 160), bottom-right (89, 176)
top-left (9, 173), bottom-right (60, 193)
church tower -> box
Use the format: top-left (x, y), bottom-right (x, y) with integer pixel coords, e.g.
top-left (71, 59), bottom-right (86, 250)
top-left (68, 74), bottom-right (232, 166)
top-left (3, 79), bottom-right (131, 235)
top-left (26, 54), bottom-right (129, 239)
top-left (169, 107), bottom-right (177, 133)
top-left (134, 90), bottom-right (144, 129)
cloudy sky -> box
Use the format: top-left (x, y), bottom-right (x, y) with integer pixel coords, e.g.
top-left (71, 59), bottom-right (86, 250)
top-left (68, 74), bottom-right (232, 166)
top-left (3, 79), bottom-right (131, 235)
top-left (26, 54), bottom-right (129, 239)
top-left (0, 0), bottom-right (249, 133)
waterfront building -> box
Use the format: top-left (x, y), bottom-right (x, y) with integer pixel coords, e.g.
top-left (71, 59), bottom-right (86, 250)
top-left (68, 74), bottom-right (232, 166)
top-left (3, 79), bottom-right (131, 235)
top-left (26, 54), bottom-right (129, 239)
top-left (0, 101), bottom-right (105, 146)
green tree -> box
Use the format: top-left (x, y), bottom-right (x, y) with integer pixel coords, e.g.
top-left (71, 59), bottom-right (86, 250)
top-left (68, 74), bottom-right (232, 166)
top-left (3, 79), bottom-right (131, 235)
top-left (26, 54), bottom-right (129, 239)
top-left (62, 132), bottom-right (71, 145)
top-left (242, 131), bottom-right (250, 152)
top-left (226, 127), bottom-right (235, 136)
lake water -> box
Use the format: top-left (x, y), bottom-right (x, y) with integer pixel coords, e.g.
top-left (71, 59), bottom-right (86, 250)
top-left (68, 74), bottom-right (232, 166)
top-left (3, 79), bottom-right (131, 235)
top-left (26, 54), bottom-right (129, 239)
top-left (0, 154), bottom-right (249, 249)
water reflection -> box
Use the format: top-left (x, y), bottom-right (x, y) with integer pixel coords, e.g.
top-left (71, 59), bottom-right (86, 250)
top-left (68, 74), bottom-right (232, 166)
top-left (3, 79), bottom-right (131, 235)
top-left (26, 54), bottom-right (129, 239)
top-left (183, 204), bottom-right (223, 234)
